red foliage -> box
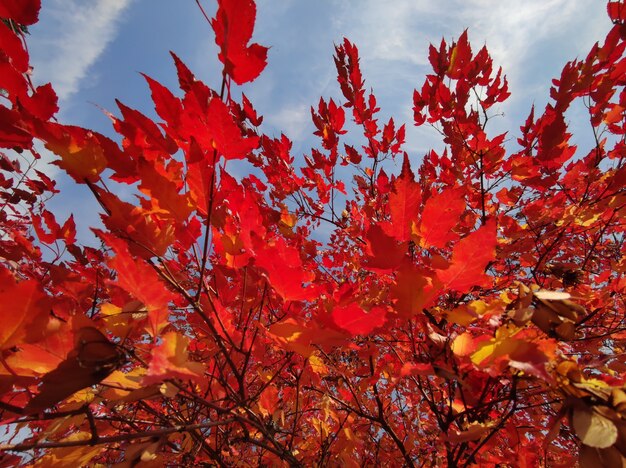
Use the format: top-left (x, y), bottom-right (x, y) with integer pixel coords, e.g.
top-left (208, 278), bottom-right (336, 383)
top-left (1, 0), bottom-right (626, 466)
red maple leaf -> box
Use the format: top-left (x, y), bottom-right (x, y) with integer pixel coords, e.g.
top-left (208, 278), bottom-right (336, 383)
top-left (436, 219), bottom-right (497, 293)
top-left (332, 303), bottom-right (386, 336)
top-left (608, 1), bottom-right (626, 24)
top-left (418, 187), bottom-right (465, 248)
top-left (211, 0), bottom-right (268, 84)
top-left (0, 0), bottom-right (41, 25)
top-left (386, 153), bottom-right (421, 242)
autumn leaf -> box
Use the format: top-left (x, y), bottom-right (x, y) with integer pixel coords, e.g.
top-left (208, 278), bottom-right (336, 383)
top-left (253, 234), bottom-right (318, 301)
top-left (101, 233), bottom-right (177, 336)
top-left (34, 432), bottom-right (103, 466)
top-left (572, 406), bottom-right (618, 448)
top-left (24, 327), bottom-right (124, 414)
top-left (608, 1), bottom-right (626, 24)
top-left (0, 0), bottom-right (41, 25)
top-left (43, 123), bottom-right (108, 183)
top-left (436, 219), bottom-right (497, 293)
top-left (417, 187), bottom-right (465, 248)
top-left (211, 0), bottom-right (268, 84)
top-left (142, 73), bottom-right (183, 132)
top-left (400, 362), bottom-right (434, 377)
top-left (331, 303), bottom-right (386, 335)
top-left (31, 210), bottom-right (75, 245)
top-left (363, 223), bottom-right (407, 272)
top-left (447, 421), bottom-right (494, 444)
top-left (268, 318), bottom-right (346, 357)
top-left (390, 265), bottom-right (441, 318)
top-left (204, 98), bottom-right (260, 159)
top-left (451, 332), bottom-right (476, 357)
top-left (3, 0), bottom-right (626, 464)
top-left (258, 385), bottom-right (279, 417)
top-left (0, 267), bottom-right (50, 351)
top-left (385, 153), bottom-right (421, 242)
top-left (144, 332), bottom-right (205, 385)
top-left (96, 189), bottom-right (175, 257)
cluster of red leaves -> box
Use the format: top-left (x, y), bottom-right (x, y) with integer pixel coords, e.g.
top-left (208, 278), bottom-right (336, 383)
top-left (1, 0), bottom-right (626, 466)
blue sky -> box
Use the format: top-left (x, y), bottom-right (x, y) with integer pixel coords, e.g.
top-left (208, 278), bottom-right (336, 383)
top-left (25, 0), bottom-right (611, 243)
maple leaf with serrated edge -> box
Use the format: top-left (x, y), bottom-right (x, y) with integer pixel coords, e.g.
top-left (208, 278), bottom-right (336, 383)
top-left (253, 233), bottom-right (318, 301)
top-left (0, 267), bottom-right (50, 351)
top-left (100, 233), bottom-right (176, 336)
top-left (211, 0), bottom-right (268, 84)
top-left (144, 332), bottom-right (205, 385)
top-left (332, 303), bottom-right (386, 336)
top-left (417, 187), bottom-right (465, 248)
top-left (385, 153), bottom-right (421, 242)
top-left (436, 219), bottom-right (497, 293)
top-left (363, 223), bottom-right (406, 272)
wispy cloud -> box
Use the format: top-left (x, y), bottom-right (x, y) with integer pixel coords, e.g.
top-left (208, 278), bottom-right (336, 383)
top-left (324, 0), bottom-right (608, 151)
top-left (29, 0), bottom-right (132, 102)
top-left (266, 103), bottom-right (311, 142)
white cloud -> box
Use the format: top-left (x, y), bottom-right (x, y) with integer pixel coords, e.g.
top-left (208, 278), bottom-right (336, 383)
top-left (332, 1), bottom-right (607, 94)
top-left (29, 0), bottom-right (132, 102)
top-left (320, 0), bottom-right (609, 153)
top-left (265, 103), bottom-right (311, 142)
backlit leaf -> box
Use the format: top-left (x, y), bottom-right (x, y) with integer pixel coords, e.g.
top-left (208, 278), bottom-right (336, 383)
top-left (436, 219), bottom-right (496, 293)
top-left (386, 154), bottom-right (421, 242)
top-left (144, 332), bottom-right (206, 385)
top-left (332, 303), bottom-right (386, 336)
top-left (211, 0), bottom-right (268, 84)
top-left (418, 187), bottom-right (465, 248)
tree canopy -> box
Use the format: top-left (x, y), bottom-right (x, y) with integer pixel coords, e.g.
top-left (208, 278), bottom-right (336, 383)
top-left (1, 0), bottom-right (626, 466)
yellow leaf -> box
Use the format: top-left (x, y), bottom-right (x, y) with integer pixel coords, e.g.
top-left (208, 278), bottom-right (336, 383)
top-left (160, 382), bottom-right (178, 398)
top-left (471, 325), bottom-right (520, 365)
top-left (447, 306), bottom-right (476, 326)
top-left (309, 354), bottom-right (328, 376)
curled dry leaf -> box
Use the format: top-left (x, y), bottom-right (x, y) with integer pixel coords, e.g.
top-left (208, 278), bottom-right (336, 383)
top-left (579, 444), bottom-right (626, 468)
top-left (572, 406), bottom-right (618, 449)
top-left (530, 288), bottom-right (584, 340)
top-left (533, 290), bottom-right (571, 301)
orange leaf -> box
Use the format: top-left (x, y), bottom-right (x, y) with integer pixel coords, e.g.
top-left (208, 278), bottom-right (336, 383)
top-left (451, 332), bottom-right (476, 357)
top-left (0, 267), bottom-right (50, 351)
top-left (258, 385), bottom-right (279, 417)
top-left (24, 327), bottom-right (124, 414)
top-left (144, 332), bottom-right (205, 385)
top-left (390, 265), bottom-right (441, 318)
top-left (102, 234), bottom-right (176, 336)
top-left (43, 123), bottom-right (108, 183)
top-left (400, 362), bottom-right (434, 377)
